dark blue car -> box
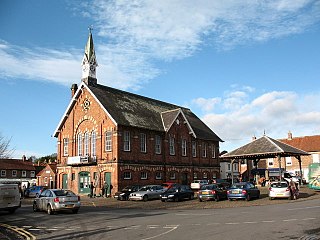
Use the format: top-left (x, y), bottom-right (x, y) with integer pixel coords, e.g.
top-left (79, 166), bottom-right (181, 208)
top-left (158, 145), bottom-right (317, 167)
top-left (25, 186), bottom-right (47, 198)
top-left (227, 182), bottom-right (260, 201)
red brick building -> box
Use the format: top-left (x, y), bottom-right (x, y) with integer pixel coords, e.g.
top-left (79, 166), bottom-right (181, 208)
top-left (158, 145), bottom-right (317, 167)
top-left (53, 32), bottom-right (223, 196)
top-left (36, 163), bottom-right (57, 188)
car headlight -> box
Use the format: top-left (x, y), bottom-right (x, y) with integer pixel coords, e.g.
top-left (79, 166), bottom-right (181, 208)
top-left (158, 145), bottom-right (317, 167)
top-left (120, 193), bottom-right (125, 195)
top-left (168, 195), bottom-right (174, 197)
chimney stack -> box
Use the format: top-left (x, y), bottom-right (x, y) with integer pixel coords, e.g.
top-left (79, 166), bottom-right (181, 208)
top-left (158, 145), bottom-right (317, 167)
top-left (71, 84), bottom-right (78, 98)
top-left (252, 135), bottom-right (257, 141)
top-left (22, 155), bottom-right (26, 161)
top-left (288, 131), bottom-right (293, 140)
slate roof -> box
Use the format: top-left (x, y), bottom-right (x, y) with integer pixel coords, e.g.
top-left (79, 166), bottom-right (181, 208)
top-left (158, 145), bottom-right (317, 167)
top-left (0, 159), bottom-right (35, 171)
top-left (279, 135), bottom-right (320, 153)
top-left (88, 83), bottom-right (223, 141)
top-left (221, 135), bottom-right (309, 159)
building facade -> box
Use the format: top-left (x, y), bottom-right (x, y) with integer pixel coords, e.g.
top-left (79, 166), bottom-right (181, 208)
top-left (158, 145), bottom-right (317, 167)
top-left (53, 32), bottom-right (223, 196)
top-left (36, 163), bottom-right (57, 188)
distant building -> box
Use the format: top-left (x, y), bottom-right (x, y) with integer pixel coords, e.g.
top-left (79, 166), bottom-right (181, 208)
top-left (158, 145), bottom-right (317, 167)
top-left (53, 31), bottom-right (223, 195)
top-left (36, 163), bottom-right (57, 188)
top-left (0, 156), bottom-right (36, 187)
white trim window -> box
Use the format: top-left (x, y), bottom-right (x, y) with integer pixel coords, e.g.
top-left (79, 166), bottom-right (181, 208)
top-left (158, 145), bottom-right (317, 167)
top-left (63, 138), bottom-right (69, 156)
top-left (1, 170), bottom-right (6, 177)
top-left (285, 157), bottom-right (292, 166)
top-left (182, 139), bottom-right (187, 156)
top-left (124, 131), bottom-right (131, 151)
top-left (155, 135), bottom-right (161, 154)
top-left (141, 172), bottom-right (148, 180)
top-left (312, 154), bottom-right (320, 163)
top-left (202, 143), bottom-right (207, 157)
top-left (155, 172), bottom-right (162, 180)
top-left (203, 172), bottom-right (208, 179)
top-left (140, 133), bottom-right (147, 153)
top-left (169, 172), bottom-right (176, 180)
top-left (22, 170), bottom-right (26, 177)
top-left (105, 131), bottom-right (112, 151)
top-left (192, 141), bottom-right (197, 157)
top-left (91, 131), bottom-right (96, 156)
top-left (84, 132), bottom-right (89, 156)
top-left (124, 172), bottom-right (131, 180)
top-left (211, 144), bottom-right (216, 158)
top-left (30, 171), bottom-right (35, 177)
top-left (268, 158), bottom-right (274, 166)
top-left (12, 170), bottom-right (17, 177)
top-left (77, 133), bottom-right (82, 156)
top-left (169, 136), bottom-right (175, 155)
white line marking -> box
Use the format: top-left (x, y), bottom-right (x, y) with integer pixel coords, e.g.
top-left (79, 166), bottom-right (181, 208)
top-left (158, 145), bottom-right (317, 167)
top-left (47, 229), bottom-right (59, 231)
top-left (225, 222), bottom-right (240, 225)
top-left (22, 226), bottom-right (32, 228)
top-left (244, 222), bottom-right (258, 224)
top-left (140, 225), bottom-right (179, 240)
top-left (262, 220), bottom-right (275, 223)
top-left (302, 218), bottom-right (316, 221)
top-left (283, 219), bottom-right (297, 222)
top-left (29, 229), bottom-right (41, 231)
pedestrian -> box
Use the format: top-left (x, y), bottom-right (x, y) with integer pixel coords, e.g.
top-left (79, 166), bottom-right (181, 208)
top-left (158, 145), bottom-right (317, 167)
top-left (90, 182), bottom-right (94, 198)
top-left (289, 178), bottom-right (297, 199)
top-left (104, 181), bottom-right (109, 198)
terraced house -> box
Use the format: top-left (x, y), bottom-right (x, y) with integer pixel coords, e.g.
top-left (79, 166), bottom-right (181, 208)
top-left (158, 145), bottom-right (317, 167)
top-left (53, 31), bottom-right (223, 196)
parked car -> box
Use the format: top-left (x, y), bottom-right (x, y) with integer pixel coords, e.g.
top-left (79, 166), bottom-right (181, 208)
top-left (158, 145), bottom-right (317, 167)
top-left (190, 180), bottom-right (209, 190)
top-left (227, 182), bottom-right (260, 201)
top-left (129, 185), bottom-right (165, 201)
top-left (161, 182), bottom-right (178, 189)
top-left (160, 185), bottom-right (194, 202)
top-left (114, 185), bottom-right (142, 201)
top-left (0, 184), bottom-right (21, 213)
top-left (268, 181), bottom-right (291, 200)
top-left (198, 183), bottom-right (228, 202)
top-left (33, 189), bottom-right (80, 215)
top-left (25, 186), bottom-right (47, 198)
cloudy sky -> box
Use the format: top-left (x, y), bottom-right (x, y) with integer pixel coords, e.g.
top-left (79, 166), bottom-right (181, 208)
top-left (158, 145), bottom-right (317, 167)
top-left (1, 0), bottom-right (320, 158)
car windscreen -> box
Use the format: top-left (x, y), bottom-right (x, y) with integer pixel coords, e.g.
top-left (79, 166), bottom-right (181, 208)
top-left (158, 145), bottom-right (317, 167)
top-left (200, 185), bottom-right (215, 190)
top-left (230, 184), bottom-right (245, 189)
top-left (53, 190), bottom-right (76, 196)
top-left (271, 183), bottom-right (288, 188)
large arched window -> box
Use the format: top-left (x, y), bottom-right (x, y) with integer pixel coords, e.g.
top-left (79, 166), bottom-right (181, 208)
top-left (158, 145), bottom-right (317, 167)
top-left (84, 132), bottom-right (89, 156)
top-left (91, 131), bottom-right (96, 156)
top-left (77, 133), bottom-right (82, 156)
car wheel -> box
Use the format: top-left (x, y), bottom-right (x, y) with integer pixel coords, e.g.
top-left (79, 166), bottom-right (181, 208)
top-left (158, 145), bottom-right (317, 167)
top-left (174, 196), bottom-right (179, 202)
top-left (246, 194), bottom-right (251, 201)
top-left (198, 198), bottom-right (203, 202)
top-left (36, 193), bottom-right (39, 198)
top-left (143, 195), bottom-right (148, 202)
top-left (189, 195), bottom-right (194, 200)
top-left (269, 197), bottom-right (273, 200)
top-left (215, 195), bottom-right (220, 202)
top-left (161, 199), bottom-right (165, 202)
top-left (47, 205), bottom-right (53, 215)
top-left (33, 202), bottom-right (38, 212)
top-left (72, 209), bottom-right (79, 214)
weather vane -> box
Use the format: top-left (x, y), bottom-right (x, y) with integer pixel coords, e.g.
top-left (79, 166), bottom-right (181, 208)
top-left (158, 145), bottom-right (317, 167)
top-left (88, 25), bottom-right (94, 34)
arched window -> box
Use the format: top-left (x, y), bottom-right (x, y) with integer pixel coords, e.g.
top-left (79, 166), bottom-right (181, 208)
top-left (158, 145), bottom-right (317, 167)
top-left (77, 133), bottom-right (82, 156)
top-left (84, 132), bottom-right (89, 156)
top-left (91, 131), bottom-right (96, 156)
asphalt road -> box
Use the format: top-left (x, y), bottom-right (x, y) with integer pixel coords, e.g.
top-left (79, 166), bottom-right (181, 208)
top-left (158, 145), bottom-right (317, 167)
top-left (1, 193), bottom-right (319, 240)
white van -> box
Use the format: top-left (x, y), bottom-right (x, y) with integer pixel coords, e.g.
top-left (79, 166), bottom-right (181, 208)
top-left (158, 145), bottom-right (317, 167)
top-left (0, 184), bottom-right (21, 213)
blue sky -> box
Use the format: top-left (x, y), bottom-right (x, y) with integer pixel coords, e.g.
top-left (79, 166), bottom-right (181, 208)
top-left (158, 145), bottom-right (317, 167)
top-left (1, 0), bottom-right (320, 158)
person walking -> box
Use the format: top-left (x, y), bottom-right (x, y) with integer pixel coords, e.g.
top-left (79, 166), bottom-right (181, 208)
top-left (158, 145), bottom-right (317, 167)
top-left (104, 181), bottom-right (109, 198)
top-left (90, 182), bottom-right (94, 198)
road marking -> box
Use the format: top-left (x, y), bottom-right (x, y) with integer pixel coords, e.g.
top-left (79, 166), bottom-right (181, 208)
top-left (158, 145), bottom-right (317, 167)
top-left (140, 225), bottom-right (179, 240)
top-left (301, 218), bottom-right (316, 221)
top-left (262, 220), bottom-right (275, 223)
top-left (283, 219), bottom-right (298, 222)
top-left (244, 221), bottom-right (258, 224)
top-left (147, 225), bottom-right (160, 229)
top-left (225, 222), bottom-right (240, 225)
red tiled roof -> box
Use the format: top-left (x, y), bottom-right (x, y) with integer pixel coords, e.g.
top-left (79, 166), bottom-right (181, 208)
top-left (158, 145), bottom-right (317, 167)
top-left (279, 135), bottom-right (320, 152)
top-left (36, 163), bottom-right (57, 177)
top-left (0, 159), bottom-right (36, 170)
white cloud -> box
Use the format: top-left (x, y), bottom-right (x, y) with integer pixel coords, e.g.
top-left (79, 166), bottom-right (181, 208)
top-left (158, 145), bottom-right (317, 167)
top-left (198, 89), bottom-right (320, 151)
top-left (1, 1), bottom-right (319, 89)
top-left (191, 97), bottom-right (221, 112)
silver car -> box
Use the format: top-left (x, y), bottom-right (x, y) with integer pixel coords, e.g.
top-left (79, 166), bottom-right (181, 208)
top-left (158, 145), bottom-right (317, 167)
top-left (33, 189), bottom-right (81, 214)
top-left (129, 185), bottom-right (165, 201)
top-left (268, 181), bottom-right (291, 200)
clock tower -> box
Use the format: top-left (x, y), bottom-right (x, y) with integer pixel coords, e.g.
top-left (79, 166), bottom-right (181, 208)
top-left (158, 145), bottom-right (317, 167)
top-left (81, 27), bottom-right (98, 85)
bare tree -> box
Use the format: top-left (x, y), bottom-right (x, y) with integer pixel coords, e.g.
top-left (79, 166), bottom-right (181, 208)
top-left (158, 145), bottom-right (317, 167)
top-left (0, 133), bottom-right (14, 159)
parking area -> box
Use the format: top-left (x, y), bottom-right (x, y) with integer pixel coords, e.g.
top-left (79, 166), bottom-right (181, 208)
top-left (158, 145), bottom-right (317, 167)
top-left (21, 186), bottom-right (319, 210)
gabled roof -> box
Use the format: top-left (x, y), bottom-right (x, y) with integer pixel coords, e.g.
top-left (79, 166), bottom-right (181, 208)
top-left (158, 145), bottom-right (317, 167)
top-left (54, 82), bottom-right (223, 142)
top-left (0, 159), bottom-right (35, 171)
top-left (221, 135), bottom-right (309, 159)
top-left (36, 164), bottom-right (57, 177)
top-left (279, 135), bottom-right (320, 153)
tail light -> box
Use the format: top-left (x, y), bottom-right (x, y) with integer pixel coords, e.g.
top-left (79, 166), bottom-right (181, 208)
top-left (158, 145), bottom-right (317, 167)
top-left (268, 187), bottom-right (272, 191)
top-left (286, 188), bottom-right (290, 192)
top-left (210, 190), bottom-right (216, 194)
top-left (54, 197), bottom-right (60, 203)
top-left (227, 190), bottom-right (230, 194)
top-left (242, 190), bottom-right (247, 194)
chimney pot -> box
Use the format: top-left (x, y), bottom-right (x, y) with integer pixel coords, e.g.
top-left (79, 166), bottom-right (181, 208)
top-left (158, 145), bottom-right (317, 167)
top-left (288, 131), bottom-right (293, 140)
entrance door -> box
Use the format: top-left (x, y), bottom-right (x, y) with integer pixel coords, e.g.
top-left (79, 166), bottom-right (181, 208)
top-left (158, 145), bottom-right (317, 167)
top-left (181, 173), bottom-right (188, 185)
top-left (104, 172), bottom-right (111, 196)
top-left (62, 174), bottom-right (68, 189)
top-left (79, 172), bottom-right (90, 194)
